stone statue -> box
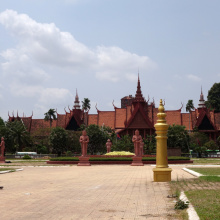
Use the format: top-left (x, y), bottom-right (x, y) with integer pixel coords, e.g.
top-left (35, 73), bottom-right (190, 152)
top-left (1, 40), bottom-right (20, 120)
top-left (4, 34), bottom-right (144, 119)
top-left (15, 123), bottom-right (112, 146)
top-left (79, 130), bottom-right (89, 157)
top-left (106, 139), bottom-right (112, 153)
top-left (0, 137), bottom-right (5, 157)
top-left (132, 130), bottom-right (142, 156)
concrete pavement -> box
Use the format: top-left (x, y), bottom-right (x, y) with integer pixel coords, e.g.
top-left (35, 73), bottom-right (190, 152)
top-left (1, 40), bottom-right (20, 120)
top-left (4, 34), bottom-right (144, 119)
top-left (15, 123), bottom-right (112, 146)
top-left (0, 165), bottom-right (194, 220)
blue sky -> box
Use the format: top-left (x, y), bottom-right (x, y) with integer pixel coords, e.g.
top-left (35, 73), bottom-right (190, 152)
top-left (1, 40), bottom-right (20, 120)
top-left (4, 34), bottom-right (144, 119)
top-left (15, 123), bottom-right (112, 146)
top-left (0, 0), bottom-right (220, 120)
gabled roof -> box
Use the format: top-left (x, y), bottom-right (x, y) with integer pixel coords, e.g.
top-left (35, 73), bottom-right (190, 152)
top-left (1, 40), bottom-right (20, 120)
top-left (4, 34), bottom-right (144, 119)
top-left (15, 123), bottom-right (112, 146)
top-left (125, 103), bottom-right (154, 129)
top-left (65, 110), bottom-right (83, 129)
top-left (195, 110), bottom-right (217, 130)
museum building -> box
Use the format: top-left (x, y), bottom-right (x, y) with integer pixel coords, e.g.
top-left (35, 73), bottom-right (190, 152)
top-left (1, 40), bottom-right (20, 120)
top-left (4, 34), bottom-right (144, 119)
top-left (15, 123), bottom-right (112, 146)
top-left (9, 76), bottom-right (220, 140)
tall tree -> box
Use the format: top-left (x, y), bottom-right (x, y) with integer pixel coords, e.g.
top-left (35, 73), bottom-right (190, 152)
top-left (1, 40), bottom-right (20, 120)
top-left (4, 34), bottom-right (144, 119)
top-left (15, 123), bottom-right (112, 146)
top-left (206, 82), bottom-right (220, 111)
top-left (82, 98), bottom-right (91, 126)
top-left (0, 117), bottom-right (5, 126)
top-left (186, 100), bottom-right (195, 132)
top-left (189, 132), bottom-right (208, 158)
top-left (86, 124), bottom-right (111, 155)
top-left (5, 120), bottom-right (31, 152)
top-left (49, 127), bottom-right (68, 156)
top-left (167, 124), bottom-right (190, 153)
top-left (82, 98), bottom-right (91, 112)
top-left (44, 109), bottom-right (57, 128)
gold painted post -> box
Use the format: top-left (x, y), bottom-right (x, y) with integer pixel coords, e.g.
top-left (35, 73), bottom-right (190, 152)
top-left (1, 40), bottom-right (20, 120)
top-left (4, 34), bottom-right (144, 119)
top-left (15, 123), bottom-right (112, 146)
top-left (153, 99), bottom-right (172, 182)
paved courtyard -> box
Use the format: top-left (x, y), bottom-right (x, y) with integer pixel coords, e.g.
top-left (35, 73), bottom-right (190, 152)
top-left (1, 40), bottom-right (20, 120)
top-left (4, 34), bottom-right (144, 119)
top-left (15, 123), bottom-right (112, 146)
top-left (0, 165), bottom-right (194, 220)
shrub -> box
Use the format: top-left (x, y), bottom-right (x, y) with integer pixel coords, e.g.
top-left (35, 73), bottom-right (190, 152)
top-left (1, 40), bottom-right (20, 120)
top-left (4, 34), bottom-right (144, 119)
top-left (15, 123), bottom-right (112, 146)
top-left (22, 155), bottom-right (32, 159)
top-left (50, 157), bottom-right (79, 161)
top-left (65, 151), bottom-right (73, 157)
top-left (89, 157), bottom-right (132, 161)
top-left (175, 199), bottom-right (189, 210)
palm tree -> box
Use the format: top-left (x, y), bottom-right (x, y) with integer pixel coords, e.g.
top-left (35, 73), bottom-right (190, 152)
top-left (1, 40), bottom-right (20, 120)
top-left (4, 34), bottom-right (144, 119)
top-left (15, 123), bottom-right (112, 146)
top-left (186, 100), bottom-right (195, 133)
top-left (44, 109), bottom-right (57, 128)
top-left (82, 98), bottom-right (91, 126)
top-left (82, 98), bottom-right (91, 112)
top-left (6, 120), bottom-right (31, 152)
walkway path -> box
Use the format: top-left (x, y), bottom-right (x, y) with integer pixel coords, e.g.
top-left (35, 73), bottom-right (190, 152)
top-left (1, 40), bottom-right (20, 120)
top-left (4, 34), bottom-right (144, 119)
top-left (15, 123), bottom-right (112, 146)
top-left (0, 165), bottom-right (194, 220)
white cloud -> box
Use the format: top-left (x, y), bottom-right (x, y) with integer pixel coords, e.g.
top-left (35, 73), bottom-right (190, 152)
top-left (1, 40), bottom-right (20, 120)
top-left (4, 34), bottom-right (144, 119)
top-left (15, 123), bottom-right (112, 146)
top-left (0, 10), bottom-right (157, 117)
top-left (0, 10), bottom-right (157, 86)
top-left (95, 46), bottom-right (156, 82)
top-left (38, 88), bottom-right (72, 105)
top-left (187, 74), bottom-right (202, 82)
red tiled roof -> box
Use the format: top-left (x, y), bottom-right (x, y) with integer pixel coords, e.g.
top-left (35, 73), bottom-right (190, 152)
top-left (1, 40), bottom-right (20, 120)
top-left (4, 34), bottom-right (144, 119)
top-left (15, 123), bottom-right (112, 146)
top-left (20, 117), bottom-right (32, 132)
top-left (181, 113), bottom-right (191, 130)
top-left (30, 119), bottom-right (56, 134)
top-left (125, 103), bottom-right (154, 128)
top-left (115, 108), bottom-right (126, 128)
top-left (126, 105), bottom-right (132, 121)
top-left (57, 114), bottom-right (66, 128)
top-left (165, 110), bottom-right (181, 126)
top-left (88, 114), bottom-right (98, 125)
top-left (195, 109), bottom-right (217, 130)
top-left (98, 111), bottom-right (115, 128)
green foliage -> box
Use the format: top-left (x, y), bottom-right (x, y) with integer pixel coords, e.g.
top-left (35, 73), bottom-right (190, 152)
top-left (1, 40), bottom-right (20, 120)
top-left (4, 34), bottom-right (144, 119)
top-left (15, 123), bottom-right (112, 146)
top-left (0, 120), bottom-right (32, 152)
top-left (66, 131), bottom-right (81, 154)
top-left (112, 135), bottom-right (134, 152)
top-left (174, 199), bottom-right (189, 210)
top-left (82, 98), bottom-right (91, 112)
top-left (0, 117), bottom-right (5, 126)
top-left (186, 100), bottom-right (194, 112)
top-left (189, 132), bottom-right (209, 157)
top-left (199, 176), bottom-right (220, 182)
top-left (167, 124), bottom-right (189, 152)
top-left (50, 156), bottom-right (189, 161)
top-left (22, 155), bottom-right (32, 159)
top-left (35, 144), bottom-right (48, 154)
top-left (204, 140), bottom-right (218, 151)
top-left (65, 151), bottom-right (73, 157)
top-left (206, 82), bottom-right (220, 111)
top-left (49, 127), bottom-right (68, 156)
top-left (44, 109), bottom-right (57, 128)
top-left (143, 135), bottom-right (156, 154)
top-left (50, 157), bottom-right (79, 161)
top-left (86, 124), bottom-right (112, 155)
top-left (89, 157), bottom-right (132, 161)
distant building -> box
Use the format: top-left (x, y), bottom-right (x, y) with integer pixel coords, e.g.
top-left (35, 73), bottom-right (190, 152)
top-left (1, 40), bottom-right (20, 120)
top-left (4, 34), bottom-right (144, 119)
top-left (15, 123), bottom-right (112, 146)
top-left (9, 76), bottom-right (220, 140)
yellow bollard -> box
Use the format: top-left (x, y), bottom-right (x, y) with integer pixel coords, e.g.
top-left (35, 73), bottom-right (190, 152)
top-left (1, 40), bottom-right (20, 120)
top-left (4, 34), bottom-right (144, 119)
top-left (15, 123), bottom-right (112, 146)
top-left (153, 99), bottom-right (172, 182)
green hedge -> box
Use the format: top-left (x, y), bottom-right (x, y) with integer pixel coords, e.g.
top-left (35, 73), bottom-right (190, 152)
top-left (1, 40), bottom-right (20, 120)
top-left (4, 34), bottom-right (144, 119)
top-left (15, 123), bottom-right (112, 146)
top-left (50, 157), bottom-right (79, 161)
top-left (89, 157), bottom-right (132, 161)
top-left (50, 156), bottom-right (190, 161)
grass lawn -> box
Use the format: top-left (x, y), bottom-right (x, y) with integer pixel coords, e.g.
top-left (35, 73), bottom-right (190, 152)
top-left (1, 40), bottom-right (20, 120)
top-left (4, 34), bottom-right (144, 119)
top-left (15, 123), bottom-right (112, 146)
top-left (192, 158), bottom-right (220, 165)
top-left (0, 168), bottom-right (16, 172)
top-left (170, 167), bottom-right (220, 220)
top-left (189, 167), bottom-right (220, 175)
top-left (185, 190), bottom-right (220, 220)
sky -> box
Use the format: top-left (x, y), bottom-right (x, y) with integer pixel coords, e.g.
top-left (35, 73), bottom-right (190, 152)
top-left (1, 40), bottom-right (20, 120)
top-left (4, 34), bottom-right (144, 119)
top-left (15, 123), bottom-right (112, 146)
top-left (0, 0), bottom-right (220, 121)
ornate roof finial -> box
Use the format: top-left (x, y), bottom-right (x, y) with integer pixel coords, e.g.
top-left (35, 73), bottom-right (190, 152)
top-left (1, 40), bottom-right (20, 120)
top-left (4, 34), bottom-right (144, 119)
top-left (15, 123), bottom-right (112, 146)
top-left (198, 86), bottom-right (206, 108)
top-left (134, 73), bottom-right (145, 102)
top-left (74, 89), bottom-right (81, 109)
top-left (95, 103), bottom-right (100, 112)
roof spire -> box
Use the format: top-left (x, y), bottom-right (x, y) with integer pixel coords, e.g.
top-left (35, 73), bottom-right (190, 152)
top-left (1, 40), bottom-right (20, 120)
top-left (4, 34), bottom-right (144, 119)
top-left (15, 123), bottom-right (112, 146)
top-left (134, 73), bottom-right (145, 102)
top-left (74, 89), bottom-right (81, 109)
top-left (198, 86), bottom-right (206, 108)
